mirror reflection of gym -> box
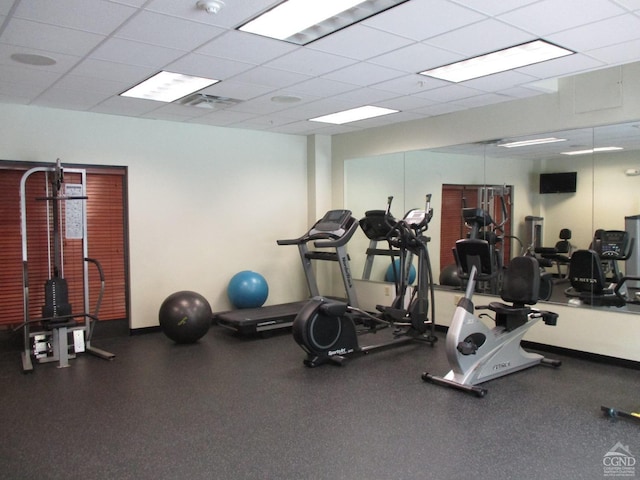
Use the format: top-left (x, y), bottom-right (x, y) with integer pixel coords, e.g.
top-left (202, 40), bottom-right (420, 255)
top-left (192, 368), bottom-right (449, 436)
top-left (344, 120), bottom-right (640, 314)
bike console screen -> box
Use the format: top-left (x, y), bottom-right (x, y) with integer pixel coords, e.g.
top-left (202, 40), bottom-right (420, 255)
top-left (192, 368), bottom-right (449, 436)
top-left (599, 230), bottom-right (629, 258)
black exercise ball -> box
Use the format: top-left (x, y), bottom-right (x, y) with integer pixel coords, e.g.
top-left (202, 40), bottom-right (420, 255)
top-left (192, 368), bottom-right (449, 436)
top-left (159, 291), bottom-right (212, 344)
top-left (439, 263), bottom-right (461, 287)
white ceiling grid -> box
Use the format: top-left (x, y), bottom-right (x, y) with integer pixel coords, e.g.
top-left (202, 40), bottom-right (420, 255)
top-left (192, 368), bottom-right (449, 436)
top-left (0, 0), bottom-right (639, 135)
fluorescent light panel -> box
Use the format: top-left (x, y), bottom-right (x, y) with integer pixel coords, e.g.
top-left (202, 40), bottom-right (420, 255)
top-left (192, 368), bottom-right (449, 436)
top-left (310, 106), bottom-right (398, 125)
top-left (419, 40), bottom-right (574, 83)
top-left (499, 137), bottom-right (567, 148)
top-left (238, 0), bottom-right (407, 45)
top-left (120, 71), bottom-right (219, 103)
top-left (561, 147), bottom-right (623, 156)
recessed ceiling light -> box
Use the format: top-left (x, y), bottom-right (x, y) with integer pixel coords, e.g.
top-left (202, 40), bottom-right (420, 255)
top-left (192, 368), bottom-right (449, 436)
top-left (10, 53), bottom-right (56, 66)
top-left (498, 137), bottom-right (567, 148)
top-left (238, 0), bottom-right (407, 45)
top-left (120, 71), bottom-right (219, 103)
top-left (310, 106), bottom-right (399, 125)
top-left (561, 146), bottom-right (624, 156)
top-left (419, 40), bottom-right (574, 83)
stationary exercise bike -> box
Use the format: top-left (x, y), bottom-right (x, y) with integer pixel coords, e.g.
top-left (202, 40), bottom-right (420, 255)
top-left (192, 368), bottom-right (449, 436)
top-left (292, 195), bottom-right (438, 367)
top-left (423, 255), bottom-right (561, 397)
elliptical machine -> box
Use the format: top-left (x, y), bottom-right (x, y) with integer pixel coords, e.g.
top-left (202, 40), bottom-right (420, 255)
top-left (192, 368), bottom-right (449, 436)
top-left (423, 255), bottom-right (561, 397)
top-left (292, 195), bottom-right (438, 367)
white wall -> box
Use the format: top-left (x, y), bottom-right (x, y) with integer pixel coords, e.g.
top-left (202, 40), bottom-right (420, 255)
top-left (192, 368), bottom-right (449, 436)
top-left (0, 104), bottom-right (309, 329)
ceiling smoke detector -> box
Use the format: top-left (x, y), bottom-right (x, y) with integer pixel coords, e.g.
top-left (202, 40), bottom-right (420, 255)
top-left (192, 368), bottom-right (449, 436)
top-left (178, 93), bottom-right (242, 109)
top-left (196, 0), bottom-right (225, 14)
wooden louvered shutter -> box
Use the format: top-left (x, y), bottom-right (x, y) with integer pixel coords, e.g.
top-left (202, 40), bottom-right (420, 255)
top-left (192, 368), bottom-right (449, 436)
top-left (0, 163), bottom-right (128, 327)
top-left (440, 185), bottom-right (467, 270)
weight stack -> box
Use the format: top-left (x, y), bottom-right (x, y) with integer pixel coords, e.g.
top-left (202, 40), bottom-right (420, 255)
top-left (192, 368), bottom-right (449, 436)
top-left (42, 278), bottom-right (72, 322)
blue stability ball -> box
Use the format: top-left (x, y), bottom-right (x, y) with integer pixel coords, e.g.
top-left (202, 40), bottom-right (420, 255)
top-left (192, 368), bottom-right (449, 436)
top-left (158, 291), bottom-right (212, 344)
top-left (385, 259), bottom-right (417, 284)
top-left (227, 271), bottom-right (269, 309)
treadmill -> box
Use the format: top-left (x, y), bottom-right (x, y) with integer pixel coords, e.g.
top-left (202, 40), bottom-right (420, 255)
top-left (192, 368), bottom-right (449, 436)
top-left (214, 209), bottom-right (360, 335)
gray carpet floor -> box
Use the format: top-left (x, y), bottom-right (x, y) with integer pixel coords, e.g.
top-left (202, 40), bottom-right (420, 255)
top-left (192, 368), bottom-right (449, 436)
top-left (0, 321), bottom-right (638, 480)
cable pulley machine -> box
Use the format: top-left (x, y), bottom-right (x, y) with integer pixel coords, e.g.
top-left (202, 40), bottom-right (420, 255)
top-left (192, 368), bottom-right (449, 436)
top-left (16, 159), bottom-right (115, 372)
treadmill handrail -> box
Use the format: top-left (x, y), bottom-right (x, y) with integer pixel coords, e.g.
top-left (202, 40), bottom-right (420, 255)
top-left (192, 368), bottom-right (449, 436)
top-left (276, 231), bottom-right (340, 246)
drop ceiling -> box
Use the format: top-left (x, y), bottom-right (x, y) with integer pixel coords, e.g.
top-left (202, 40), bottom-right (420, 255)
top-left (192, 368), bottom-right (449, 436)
top-left (1, 0), bottom-right (640, 136)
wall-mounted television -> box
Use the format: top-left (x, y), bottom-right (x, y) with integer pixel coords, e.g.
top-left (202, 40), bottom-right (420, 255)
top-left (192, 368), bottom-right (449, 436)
top-left (539, 172), bottom-right (577, 194)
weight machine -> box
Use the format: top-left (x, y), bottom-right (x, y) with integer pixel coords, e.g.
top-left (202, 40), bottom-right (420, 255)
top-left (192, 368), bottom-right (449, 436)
top-left (16, 160), bottom-right (115, 372)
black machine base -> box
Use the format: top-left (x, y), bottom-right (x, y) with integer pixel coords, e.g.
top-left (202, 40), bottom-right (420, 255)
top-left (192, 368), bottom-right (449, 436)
top-left (293, 297), bottom-right (436, 367)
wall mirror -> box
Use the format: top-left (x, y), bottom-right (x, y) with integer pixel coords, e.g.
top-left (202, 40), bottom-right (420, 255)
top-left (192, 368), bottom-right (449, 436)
top-left (344, 120), bottom-right (640, 313)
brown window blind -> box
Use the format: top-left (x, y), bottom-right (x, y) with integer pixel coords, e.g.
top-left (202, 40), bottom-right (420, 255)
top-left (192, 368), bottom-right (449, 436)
top-left (0, 163), bottom-right (128, 327)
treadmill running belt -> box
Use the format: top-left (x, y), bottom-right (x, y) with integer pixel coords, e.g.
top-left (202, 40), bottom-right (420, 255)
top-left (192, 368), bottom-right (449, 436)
top-left (214, 301), bottom-right (308, 335)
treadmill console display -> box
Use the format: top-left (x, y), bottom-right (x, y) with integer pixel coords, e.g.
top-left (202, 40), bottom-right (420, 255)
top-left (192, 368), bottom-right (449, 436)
top-left (312, 210), bottom-right (352, 235)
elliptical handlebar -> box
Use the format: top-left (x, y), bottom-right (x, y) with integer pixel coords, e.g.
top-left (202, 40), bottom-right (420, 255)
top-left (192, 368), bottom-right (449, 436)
top-left (385, 194), bottom-right (433, 250)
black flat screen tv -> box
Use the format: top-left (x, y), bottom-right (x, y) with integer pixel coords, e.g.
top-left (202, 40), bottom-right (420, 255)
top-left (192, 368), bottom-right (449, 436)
top-left (539, 172), bottom-right (577, 194)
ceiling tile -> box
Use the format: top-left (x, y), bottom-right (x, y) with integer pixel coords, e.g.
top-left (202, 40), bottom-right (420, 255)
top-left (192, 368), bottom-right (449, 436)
top-left (369, 42), bottom-right (464, 73)
top-left (264, 48), bottom-right (358, 76)
top-left (0, 43), bottom-right (80, 72)
top-left (196, 30), bottom-right (297, 65)
top-left (453, 92), bottom-right (513, 108)
top-left (450, 0), bottom-right (540, 16)
top-left (373, 94), bottom-right (439, 111)
top-left (498, 0), bottom-right (627, 36)
top-left (362, 0), bottom-right (487, 41)
top-left (1, 63), bottom-right (63, 87)
top-left (417, 83), bottom-right (486, 102)
top-left (515, 53), bottom-right (605, 79)
top-left (547, 14), bottom-right (640, 52)
top-left (89, 37), bottom-right (185, 68)
top-left (309, 25), bottom-right (414, 61)
top-left (328, 87), bottom-right (399, 106)
top-left (34, 87), bottom-right (106, 110)
top-left (165, 53), bottom-right (254, 80)
top-left (114, 10), bottom-right (225, 51)
top-left (321, 62), bottom-right (405, 87)
top-left (14, 0), bottom-right (137, 34)
top-left (199, 80), bottom-right (275, 101)
top-left (70, 58), bottom-right (156, 83)
top-left (587, 38), bottom-right (640, 64)
top-left (370, 74), bottom-right (449, 96)
top-left (425, 19), bottom-right (537, 56)
top-left (230, 66), bottom-right (312, 89)
top-left (53, 74), bottom-right (131, 96)
top-left (286, 77), bottom-right (359, 97)
top-left (145, 0), bottom-right (278, 29)
top-left (462, 70), bottom-right (539, 92)
top-left (90, 95), bottom-right (163, 116)
top-left (1, 18), bottom-right (105, 56)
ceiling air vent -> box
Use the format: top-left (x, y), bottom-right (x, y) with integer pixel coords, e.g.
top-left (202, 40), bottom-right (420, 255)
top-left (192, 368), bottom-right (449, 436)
top-left (178, 93), bottom-right (242, 109)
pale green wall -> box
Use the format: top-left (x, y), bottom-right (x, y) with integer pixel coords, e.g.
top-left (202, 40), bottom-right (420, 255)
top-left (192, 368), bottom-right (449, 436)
top-left (0, 104), bottom-right (309, 329)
